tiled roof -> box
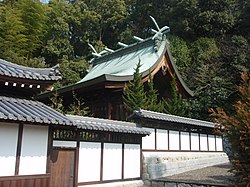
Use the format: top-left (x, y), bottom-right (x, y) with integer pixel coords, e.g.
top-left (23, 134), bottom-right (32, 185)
top-left (0, 96), bottom-right (150, 135)
top-left (132, 109), bottom-right (216, 128)
top-left (0, 59), bottom-right (61, 81)
top-left (67, 115), bottom-right (150, 135)
top-left (0, 96), bottom-right (73, 125)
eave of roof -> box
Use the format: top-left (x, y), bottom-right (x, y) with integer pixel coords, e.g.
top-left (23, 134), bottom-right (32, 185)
top-left (131, 109), bottom-right (216, 128)
top-left (67, 115), bottom-right (150, 135)
top-left (0, 59), bottom-right (61, 81)
top-left (0, 95), bottom-right (73, 125)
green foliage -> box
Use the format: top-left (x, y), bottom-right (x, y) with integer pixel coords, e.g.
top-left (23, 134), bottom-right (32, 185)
top-left (57, 57), bottom-right (88, 87)
top-left (145, 73), bottom-right (164, 112)
top-left (210, 72), bottom-right (250, 185)
top-left (0, 4), bottom-right (28, 58)
top-left (42, 1), bottom-right (73, 64)
top-left (123, 60), bottom-right (148, 113)
top-left (195, 0), bottom-right (237, 36)
top-left (191, 37), bottom-right (220, 65)
top-left (49, 92), bottom-right (64, 114)
top-left (0, 0), bottom-right (47, 59)
top-left (67, 92), bottom-right (90, 116)
top-left (16, 0), bottom-right (48, 55)
top-left (168, 35), bottom-right (191, 74)
top-left (84, 0), bottom-right (128, 47)
top-left (164, 77), bottom-right (190, 117)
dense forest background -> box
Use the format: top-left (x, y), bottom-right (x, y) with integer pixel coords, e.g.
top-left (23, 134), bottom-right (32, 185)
top-left (0, 0), bottom-right (249, 120)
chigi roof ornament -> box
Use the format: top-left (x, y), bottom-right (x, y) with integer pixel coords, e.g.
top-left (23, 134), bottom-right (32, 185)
top-left (149, 16), bottom-right (170, 52)
top-left (88, 16), bottom-right (170, 59)
top-left (150, 16), bottom-right (170, 40)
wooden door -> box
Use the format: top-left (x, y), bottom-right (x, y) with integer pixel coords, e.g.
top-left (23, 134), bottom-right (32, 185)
top-left (50, 148), bottom-right (76, 187)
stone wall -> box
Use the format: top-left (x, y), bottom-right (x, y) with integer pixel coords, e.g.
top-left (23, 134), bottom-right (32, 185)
top-left (142, 152), bottom-right (229, 186)
top-left (80, 180), bottom-right (145, 187)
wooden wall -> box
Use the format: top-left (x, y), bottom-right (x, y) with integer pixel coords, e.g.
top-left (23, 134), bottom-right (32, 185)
top-left (0, 174), bottom-right (50, 187)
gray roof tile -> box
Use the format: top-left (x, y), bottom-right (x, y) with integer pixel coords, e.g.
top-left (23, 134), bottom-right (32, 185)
top-left (0, 96), bottom-right (73, 125)
top-left (133, 109), bottom-right (216, 128)
top-left (0, 59), bottom-right (61, 81)
top-left (67, 115), bottom-right (150, 135)
top-left (0, 96), bottom-right (150, 135)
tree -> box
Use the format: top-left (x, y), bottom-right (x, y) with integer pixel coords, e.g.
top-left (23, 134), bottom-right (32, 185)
top-left (123, 60), bottom-right (148, 113)
top-left (210, 72), bottom-right (250, 185)
top-left (0, 4), bottom-right (28, 58)
top-left (49, 92), bottom-right (64, 114)
top-left (164, 77), bottom-right (190, 117)
top-left (145, 73), bottom-right (164, 112)
top-left (57, 57), bottom-right (88, 87)
top-left (168, 35), bottom-right (191, 79)
top-left (67, 92), bottom-right (90, 116)
top-left (42, 1), bottom-right (73, 64)
top-left (84, 0), bottom-right (128, 48)
top-left (16, 0), bottom-right (48, 56)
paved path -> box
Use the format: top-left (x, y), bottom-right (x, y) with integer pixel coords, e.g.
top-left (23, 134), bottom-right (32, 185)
top-left (154, 163), bottom-right (235, 186)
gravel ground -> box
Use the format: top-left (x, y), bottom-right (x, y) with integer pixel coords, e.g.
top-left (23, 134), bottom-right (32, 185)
top-left (154, 163), bottom-right (235, 186)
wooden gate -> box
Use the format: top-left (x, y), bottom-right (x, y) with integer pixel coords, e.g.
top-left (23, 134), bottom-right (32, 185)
top-left (50, 148), bottom-right (76, 187)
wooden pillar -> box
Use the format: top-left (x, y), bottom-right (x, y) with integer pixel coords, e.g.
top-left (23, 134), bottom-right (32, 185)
top-left (15, 123), bottom-right (23, 175)
top-left (107, 102), bottom-right (112, 119)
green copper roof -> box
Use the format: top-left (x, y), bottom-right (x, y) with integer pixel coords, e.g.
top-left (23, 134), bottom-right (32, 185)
top-left (79, 37), bottom-right (167, 83)
top-left (36, 20), bottom-right (194, 99)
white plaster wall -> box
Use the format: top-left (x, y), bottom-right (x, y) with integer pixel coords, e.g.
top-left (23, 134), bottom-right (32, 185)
top-left (0, 123), bottom-right (18, 176)
top-left (200, 134), bottom-right (208, 151)
top-left (156, 129), bottom-right (168, 150)
top-left (208, 135), bottom-right (216, 151)
top-left (103, 143), bottom-right (122, 180)
top-left (53, 140), bottom-right (77, 147)
top-left (124, 144), bottom-right (140, 179)
top-left (78, 142), bottom-right (101, 182)
top-left (180, 132), bottom-right (190, 150)
top-left (191, 133), bottom-right (199, 151)
top-left (142, 128), bottom-right (155, 150)
top-left (169, 131), bottom-right (179, 150)
top-left (216, 136), bottom-right (223, 151)
top-left (19, 125), bottom-right (48, 175)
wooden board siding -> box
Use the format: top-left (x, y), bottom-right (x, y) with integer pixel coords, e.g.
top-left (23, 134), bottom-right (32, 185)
top-left (50, 148), bottom-right (76, 187)
top-left (0, 174), bottom-right (50, 187)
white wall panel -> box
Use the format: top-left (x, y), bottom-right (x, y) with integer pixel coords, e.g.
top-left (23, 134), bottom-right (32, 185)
top-left (0, 123), bottom-right (18, 176)
top-left (191, 133), bottom-right (199, 151)
top-left (216, 136), bottom-right (223, 151)
top-left (208, 135), bottom-right (216, 151)
top-left (78, 142), bottom-right (101, 182)
top-left (103, 143), bottom-right (122, 180)
top-left (169, 131), bottom-right (179, 150)
top-left (200, 134), bottom-right (208, 151)
top-left (156, 129), bottom-right (168, 150)
top-left (124, 144), bottom-right (140, 179)
top-left (53, 140), bottom-right (76, 148)
top-left (180, 132), bottom-right (190, 150)
top-left (142, 128), bottom-right (155, 150)
top-left (19, 125), bottom-right (48, 175)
